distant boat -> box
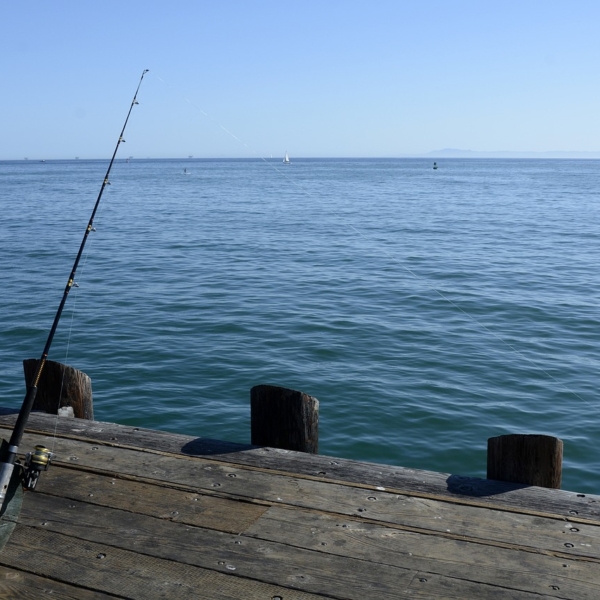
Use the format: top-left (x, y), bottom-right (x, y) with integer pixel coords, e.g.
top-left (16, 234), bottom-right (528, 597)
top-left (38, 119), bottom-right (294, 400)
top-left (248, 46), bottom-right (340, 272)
top-left (433, 162), bottom-right (438, 170)
top-left (283, 151), bottom-right (291, 164)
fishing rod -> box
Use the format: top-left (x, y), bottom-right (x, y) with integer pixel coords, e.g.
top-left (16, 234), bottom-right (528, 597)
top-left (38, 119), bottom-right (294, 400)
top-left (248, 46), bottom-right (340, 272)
top-left (0, 69), bottom-right (149, 508)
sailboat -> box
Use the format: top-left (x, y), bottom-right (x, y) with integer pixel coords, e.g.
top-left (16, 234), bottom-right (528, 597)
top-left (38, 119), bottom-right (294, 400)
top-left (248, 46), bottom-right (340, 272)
top-left (283, 151), bottom-right (291, 164)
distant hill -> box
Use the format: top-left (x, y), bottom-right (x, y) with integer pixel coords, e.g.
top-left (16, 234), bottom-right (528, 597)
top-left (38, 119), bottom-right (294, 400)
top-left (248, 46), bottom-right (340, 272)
top-left (425, 148), bottom-right (600, 159)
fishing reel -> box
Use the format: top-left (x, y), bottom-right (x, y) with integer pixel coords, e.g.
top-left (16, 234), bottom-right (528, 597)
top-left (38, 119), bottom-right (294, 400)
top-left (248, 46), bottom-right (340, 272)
top-left (22, 445), bottom-right (55, 491)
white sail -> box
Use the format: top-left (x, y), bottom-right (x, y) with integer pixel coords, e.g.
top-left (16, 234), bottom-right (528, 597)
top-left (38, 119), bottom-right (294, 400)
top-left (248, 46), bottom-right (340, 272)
top-left (283, 151), bottom-right (290, 164)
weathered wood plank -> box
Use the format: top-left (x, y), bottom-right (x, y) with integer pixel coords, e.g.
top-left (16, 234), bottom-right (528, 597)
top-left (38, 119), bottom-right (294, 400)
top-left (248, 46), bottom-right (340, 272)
top-left (38, 465), bottom-right (600, 576)
top-left (245, 506), bottom-right (600, 599)
top-left (0, 525), bottom-right (324, 600)
top-left (0, 564), bottom-right (117, 599)
top-left (19, 431), bottom-right (600, 560)
top-left (2, 412), bottom-right (598, 521)
top-left (12, 493), bottom-right (554, 600)
top-left (16, 492), bottom-right (414, 599)
top-left (38, 466), bottom-right (267, 534)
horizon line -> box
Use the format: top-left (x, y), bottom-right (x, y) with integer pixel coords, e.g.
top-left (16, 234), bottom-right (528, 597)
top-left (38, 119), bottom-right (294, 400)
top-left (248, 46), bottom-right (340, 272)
top-left (3, 151), bottom-right (600, 162)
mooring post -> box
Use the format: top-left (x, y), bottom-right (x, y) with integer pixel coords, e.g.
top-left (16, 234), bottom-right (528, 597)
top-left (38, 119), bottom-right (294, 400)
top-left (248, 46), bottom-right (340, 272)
top-left (23, 358), bottom-right (94, 420)
top-left (487, 434), bottom-right (563, 489)
top-left (251, 384), bottom-right (319, 453)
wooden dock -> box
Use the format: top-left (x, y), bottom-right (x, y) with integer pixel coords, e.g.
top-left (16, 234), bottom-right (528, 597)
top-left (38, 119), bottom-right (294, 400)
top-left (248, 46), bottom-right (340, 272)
top-left (0, 410), bottom-right (599, 599)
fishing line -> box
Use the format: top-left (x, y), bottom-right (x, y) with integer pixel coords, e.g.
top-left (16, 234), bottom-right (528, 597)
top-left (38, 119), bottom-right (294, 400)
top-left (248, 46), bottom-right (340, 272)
top-left (48, 93), bottom-right (144, 447)
top-left (151, 72), bottom-right (306, 183)
top-left (45, 157), bottom-right (119, 455)
top-left (50, 204), bottom-right (106, 452)
top-left (152, 72), bottom-right (592, 412)
top-left (0, 70), bottom-right (149, 507)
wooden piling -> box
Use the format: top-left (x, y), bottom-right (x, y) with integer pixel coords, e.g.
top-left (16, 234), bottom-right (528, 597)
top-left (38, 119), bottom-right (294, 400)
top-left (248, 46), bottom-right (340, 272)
top-left (487, 434), bottom-right (562, 489)
top-left (23, 359), bottom-right (94, 420)
top-left (250, 384), bottom-right (319, 453)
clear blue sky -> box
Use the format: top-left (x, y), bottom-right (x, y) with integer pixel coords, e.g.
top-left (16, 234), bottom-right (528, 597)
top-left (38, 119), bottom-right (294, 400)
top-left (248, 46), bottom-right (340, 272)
top-left (3, 1), bottom-right (599, 159)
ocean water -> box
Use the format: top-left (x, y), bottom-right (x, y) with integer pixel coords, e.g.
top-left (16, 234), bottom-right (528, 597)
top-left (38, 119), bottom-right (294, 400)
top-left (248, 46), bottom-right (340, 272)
top-left (1, 157), bottom-right (599, 493)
